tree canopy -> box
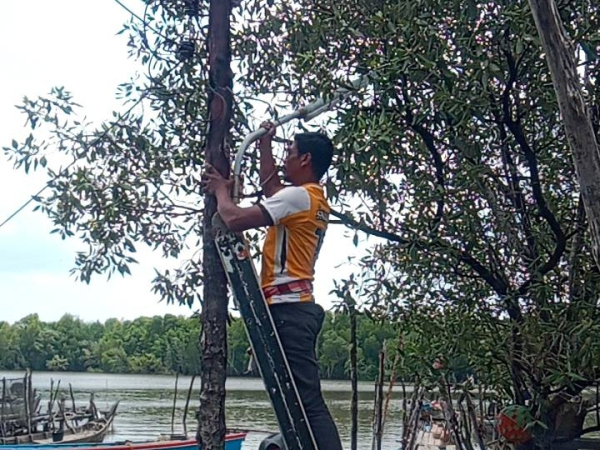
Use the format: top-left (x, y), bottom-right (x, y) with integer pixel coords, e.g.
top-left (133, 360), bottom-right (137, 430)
top-left (0, 313), bottom-right (399, 381)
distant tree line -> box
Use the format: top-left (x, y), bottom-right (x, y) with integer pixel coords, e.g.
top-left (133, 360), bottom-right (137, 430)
top-left (0, 312), bottom-right (399, 380)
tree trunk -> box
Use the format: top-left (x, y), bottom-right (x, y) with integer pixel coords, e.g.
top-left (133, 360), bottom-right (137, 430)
top-left (197, 0), bottom-right (233, 449)
top-left (528, 0), bottom-right (600, 269)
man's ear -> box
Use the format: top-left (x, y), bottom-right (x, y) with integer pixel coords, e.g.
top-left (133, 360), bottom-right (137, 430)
top-left (300, 152), bottom-right (312, 167)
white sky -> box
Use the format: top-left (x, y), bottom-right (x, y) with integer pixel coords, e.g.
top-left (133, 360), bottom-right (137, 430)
top-left (0, 0), bottom-right (364, 325)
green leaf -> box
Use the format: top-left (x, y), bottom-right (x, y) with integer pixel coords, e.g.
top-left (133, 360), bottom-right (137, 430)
top-left (580, 41), bottom-right (598, 61)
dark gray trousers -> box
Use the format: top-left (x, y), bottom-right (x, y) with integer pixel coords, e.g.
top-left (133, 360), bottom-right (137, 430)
top-left (269, 302), bottom-right (343, 450)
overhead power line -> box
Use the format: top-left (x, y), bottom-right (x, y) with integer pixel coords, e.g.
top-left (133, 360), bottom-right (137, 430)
top-left (0, 63), bottom-right (181, 231)
top-left (112, 0), bottom-right (170, 39)
top-left (2, 1), bottom-right (192, 231)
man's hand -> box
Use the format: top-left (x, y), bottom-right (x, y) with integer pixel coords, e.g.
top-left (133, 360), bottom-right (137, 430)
top-left (201, 164), bottom-right (234, 196)
top-left (200, 164), bottom-right (273, 232)
top-left (257, 120), bottom-right (283, 197)
top-left (258, 121), bottom-right (277, 145)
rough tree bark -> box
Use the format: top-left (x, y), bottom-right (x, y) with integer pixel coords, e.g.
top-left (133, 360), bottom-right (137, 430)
top-left (197, 0), bottom-right (233, 449)
top-left (528, 0), bottom-right (600, 270)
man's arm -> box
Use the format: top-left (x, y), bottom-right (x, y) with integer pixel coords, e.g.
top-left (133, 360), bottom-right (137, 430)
top-left (214, 187), bottom-right (273, 232)
top-left (202, 164), bottom-right (273, 232)
top-left (259, 121), bottom-right (283, 197)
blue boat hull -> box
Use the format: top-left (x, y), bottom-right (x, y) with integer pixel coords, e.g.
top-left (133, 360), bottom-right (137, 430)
top-left (0, 433), bottom-right (246, 450)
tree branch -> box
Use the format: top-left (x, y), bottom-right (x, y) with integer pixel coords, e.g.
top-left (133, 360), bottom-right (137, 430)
top-left (498, 51), bottom-right (538, 266)
top-left (507, 115), bottom-right (567, 275)
top-left (393, 82), bottom-right (445, 230)
top-left (500, 49), bottom-right (567, 292)
top-left (409, 120), bottom-right (445, 229)
top-left (329, 209), bottom-right (509, 297)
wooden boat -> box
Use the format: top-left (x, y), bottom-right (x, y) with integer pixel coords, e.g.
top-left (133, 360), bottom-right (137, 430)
top-left (414, 420), bottom-right (453, 450)
top-left (0, 401), bottom-right (119, 445)
top-left (0, 432), bottom-right (247, 450)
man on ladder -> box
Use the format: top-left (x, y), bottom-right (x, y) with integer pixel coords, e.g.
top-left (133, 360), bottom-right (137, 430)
top-left (202, 121), bottom-right (343, 450)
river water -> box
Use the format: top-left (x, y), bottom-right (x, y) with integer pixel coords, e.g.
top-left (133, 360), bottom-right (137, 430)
top-left (0, 371), bottom-right (405, 450)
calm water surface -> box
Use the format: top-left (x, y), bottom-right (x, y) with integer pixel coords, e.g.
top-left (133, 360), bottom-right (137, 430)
top-left (0, 371), bottom-right (405, 450)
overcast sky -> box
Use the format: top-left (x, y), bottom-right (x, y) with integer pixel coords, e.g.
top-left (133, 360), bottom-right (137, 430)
top-left (0, 0), bottom-right (363, 325)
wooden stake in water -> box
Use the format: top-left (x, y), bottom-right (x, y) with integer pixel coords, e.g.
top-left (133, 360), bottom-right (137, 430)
top-left (371, 346), bottom-right (385, 450)
top-left (1, 377), bottom-right (6, 437)
top-left (348, 301), bottom-right (358, 450)
top-left (28, 372), bottom-right (33, 431)
top-left (183, 375), bottom-right (196, 438)
top-left (382, 339), bottom-right (402, 431)
top-left (171, 373), bottom-right (179, 436)
top-left (49, 378), bottom-right (55, 432)
top-left (24, 372), bottom-right (31, 434)
top-left (51, 379), bottom-right (62, 432)
top-left (465, 389), bottom-right (486, 450)
top-left (69, 384), bottom-right (76, 413)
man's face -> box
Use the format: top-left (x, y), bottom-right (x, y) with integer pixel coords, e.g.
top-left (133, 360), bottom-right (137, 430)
top-left (283, 140), bottom-right (301, 182)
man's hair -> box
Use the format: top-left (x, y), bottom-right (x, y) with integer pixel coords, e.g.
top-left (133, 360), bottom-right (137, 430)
top-left (295, 132), bottom-right (334, 180)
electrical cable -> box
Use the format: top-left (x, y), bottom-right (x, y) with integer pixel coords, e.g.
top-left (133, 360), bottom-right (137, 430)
top-left (112, 0), bottom-right (170, 40)
top-left (0, 64), bottom-right (181, 231)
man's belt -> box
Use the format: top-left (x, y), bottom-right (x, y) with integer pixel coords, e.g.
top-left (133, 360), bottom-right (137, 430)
top-left (263, 280), bottom-right (313, 299)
